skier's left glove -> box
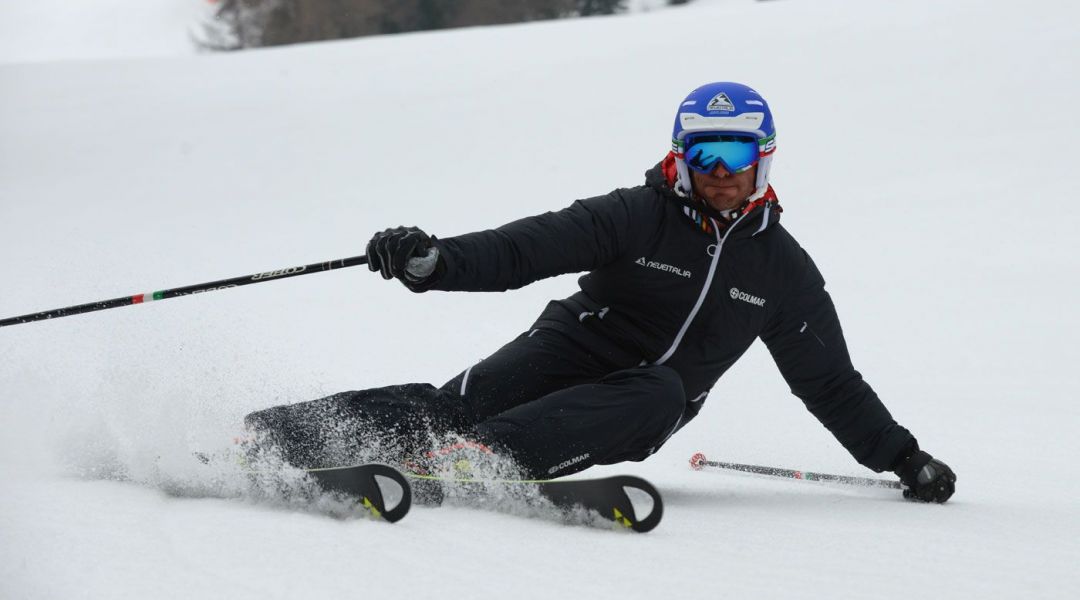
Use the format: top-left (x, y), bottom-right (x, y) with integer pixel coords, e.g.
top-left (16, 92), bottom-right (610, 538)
top-left (366, 226), bottom-right (444, 289)
top-left (892, 443), bottom-right (956, 504)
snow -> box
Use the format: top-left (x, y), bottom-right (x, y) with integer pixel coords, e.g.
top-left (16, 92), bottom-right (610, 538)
top-left (2, 0), bottom-right (1079, 598)
top-left (0, 0), bottom-right (209, 64)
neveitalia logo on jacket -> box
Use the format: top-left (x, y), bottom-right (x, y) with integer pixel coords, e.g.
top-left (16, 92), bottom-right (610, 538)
top-left (635, 256), bottom-right (691, 278)
top-left (730, 287), bottom-right (766, 307)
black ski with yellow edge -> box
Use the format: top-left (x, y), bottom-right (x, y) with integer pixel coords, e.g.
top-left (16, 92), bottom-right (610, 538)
top-left (407, 473), bottom-right (663, 533)
top-left (538, 475), bottom-right (663, 533)
top-left (193, 452), bottom-right (412, 523)
top-left (305, 463), bottom-right (412, 523)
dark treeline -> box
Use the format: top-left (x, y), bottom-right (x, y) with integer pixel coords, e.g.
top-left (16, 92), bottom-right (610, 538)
top-left (202, 0), bottom-right (639, 50)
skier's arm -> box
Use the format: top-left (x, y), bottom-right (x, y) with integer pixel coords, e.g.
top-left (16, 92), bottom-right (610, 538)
top-left (423, 191), bottom-right (638, 292)
top-left (759, 252), bottom-right (914, 473)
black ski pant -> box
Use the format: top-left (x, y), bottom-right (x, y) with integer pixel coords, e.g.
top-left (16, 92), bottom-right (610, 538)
top-left (245, 327), bottom-right (686, 478)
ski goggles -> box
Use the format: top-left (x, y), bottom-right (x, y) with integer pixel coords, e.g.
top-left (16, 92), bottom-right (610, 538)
top-left (682, 133), bottom-right (760, 175)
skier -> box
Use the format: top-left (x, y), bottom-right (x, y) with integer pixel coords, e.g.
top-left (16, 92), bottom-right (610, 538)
top-left (246, 82), bottom-right (956, 503)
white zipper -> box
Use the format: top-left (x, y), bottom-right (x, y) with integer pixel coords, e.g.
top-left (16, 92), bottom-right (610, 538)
top-left (753, 200), bottom-right (771, 236)
top-left (654, 211), bottom-right (751, 366)
top-left (460, 364), bottom-right (474, 396)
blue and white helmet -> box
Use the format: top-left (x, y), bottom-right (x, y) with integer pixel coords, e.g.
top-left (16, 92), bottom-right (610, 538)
top-left (672, 82), bottom-right (776, 201)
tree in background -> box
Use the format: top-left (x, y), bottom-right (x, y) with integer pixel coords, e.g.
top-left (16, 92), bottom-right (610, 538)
top-left (199, 0), bottom-right (627, 50)
top-left (578, 0), bottom-right (626, 16)
top-left (196, 0), bottom-right (279, 51)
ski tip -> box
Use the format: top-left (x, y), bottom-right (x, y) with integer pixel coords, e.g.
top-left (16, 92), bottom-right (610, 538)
top-left (360, 464), bottom-right (413, 524)
top-left (308, 463), bottom-right (413, 523)
top-left (689, 452), bottom-right (707, 470)
top-left (613, 475), bottom-right (664, 533)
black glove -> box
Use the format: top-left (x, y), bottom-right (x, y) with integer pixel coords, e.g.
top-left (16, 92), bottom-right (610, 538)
top-left (366, 226), bottom-right (442, 286)
top-left (893, 445), bottom-right (956, 504)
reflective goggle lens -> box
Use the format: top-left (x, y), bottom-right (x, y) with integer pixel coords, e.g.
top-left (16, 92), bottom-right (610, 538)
top-left (684, 134), bottom-right (760, 174)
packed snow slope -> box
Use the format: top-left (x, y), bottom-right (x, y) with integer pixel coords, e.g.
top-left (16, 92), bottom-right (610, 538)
top-left (2, 0), bottom-right (1078, 598)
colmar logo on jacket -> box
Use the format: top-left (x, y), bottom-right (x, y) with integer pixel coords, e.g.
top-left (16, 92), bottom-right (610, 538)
top-left (729, 287), bottom-right (766, 307)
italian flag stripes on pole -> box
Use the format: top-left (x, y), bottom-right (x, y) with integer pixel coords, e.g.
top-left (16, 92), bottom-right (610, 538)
top-left (132, 291), bottom-right (165, 304)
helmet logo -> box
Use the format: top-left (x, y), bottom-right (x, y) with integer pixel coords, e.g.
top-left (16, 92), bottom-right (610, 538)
top-left (706, 92), bottom-right (735, 112)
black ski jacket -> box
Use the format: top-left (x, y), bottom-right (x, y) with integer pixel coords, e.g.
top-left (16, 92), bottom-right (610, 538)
top-left (423, 164), bottom-right (913, 472)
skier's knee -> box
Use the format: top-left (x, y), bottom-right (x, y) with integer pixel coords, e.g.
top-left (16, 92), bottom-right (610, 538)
top-left (648, 366), bottom-right (687, 416)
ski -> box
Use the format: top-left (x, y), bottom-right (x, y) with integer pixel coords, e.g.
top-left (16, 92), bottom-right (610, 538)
top-left (406, 473), bottom-right (663, 533)
top-left (537, 475), bottom-right (664, 533)
top-left (304, 463), bottom-right (412, 523)
top-left (195, 452), bottom-right (412, 523)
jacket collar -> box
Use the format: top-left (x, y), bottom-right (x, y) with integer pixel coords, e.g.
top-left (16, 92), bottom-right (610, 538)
top-left (645, 155), bottom-right (782, 236)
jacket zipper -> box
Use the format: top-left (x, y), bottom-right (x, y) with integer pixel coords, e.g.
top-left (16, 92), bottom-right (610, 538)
top-left (654, 210), bottom-right (752, 365)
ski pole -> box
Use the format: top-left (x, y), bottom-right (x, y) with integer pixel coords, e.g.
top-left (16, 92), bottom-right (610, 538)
top-left (689, 452), bottom-right (901, 489)
top-left (0, 255), bottom-right (370, 328)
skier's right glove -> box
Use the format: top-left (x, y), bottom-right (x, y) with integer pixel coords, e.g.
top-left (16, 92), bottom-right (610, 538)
top-left (366, 226), bottom-right (444, 289)
top-left (892, 443), bottom-right (956, 504)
